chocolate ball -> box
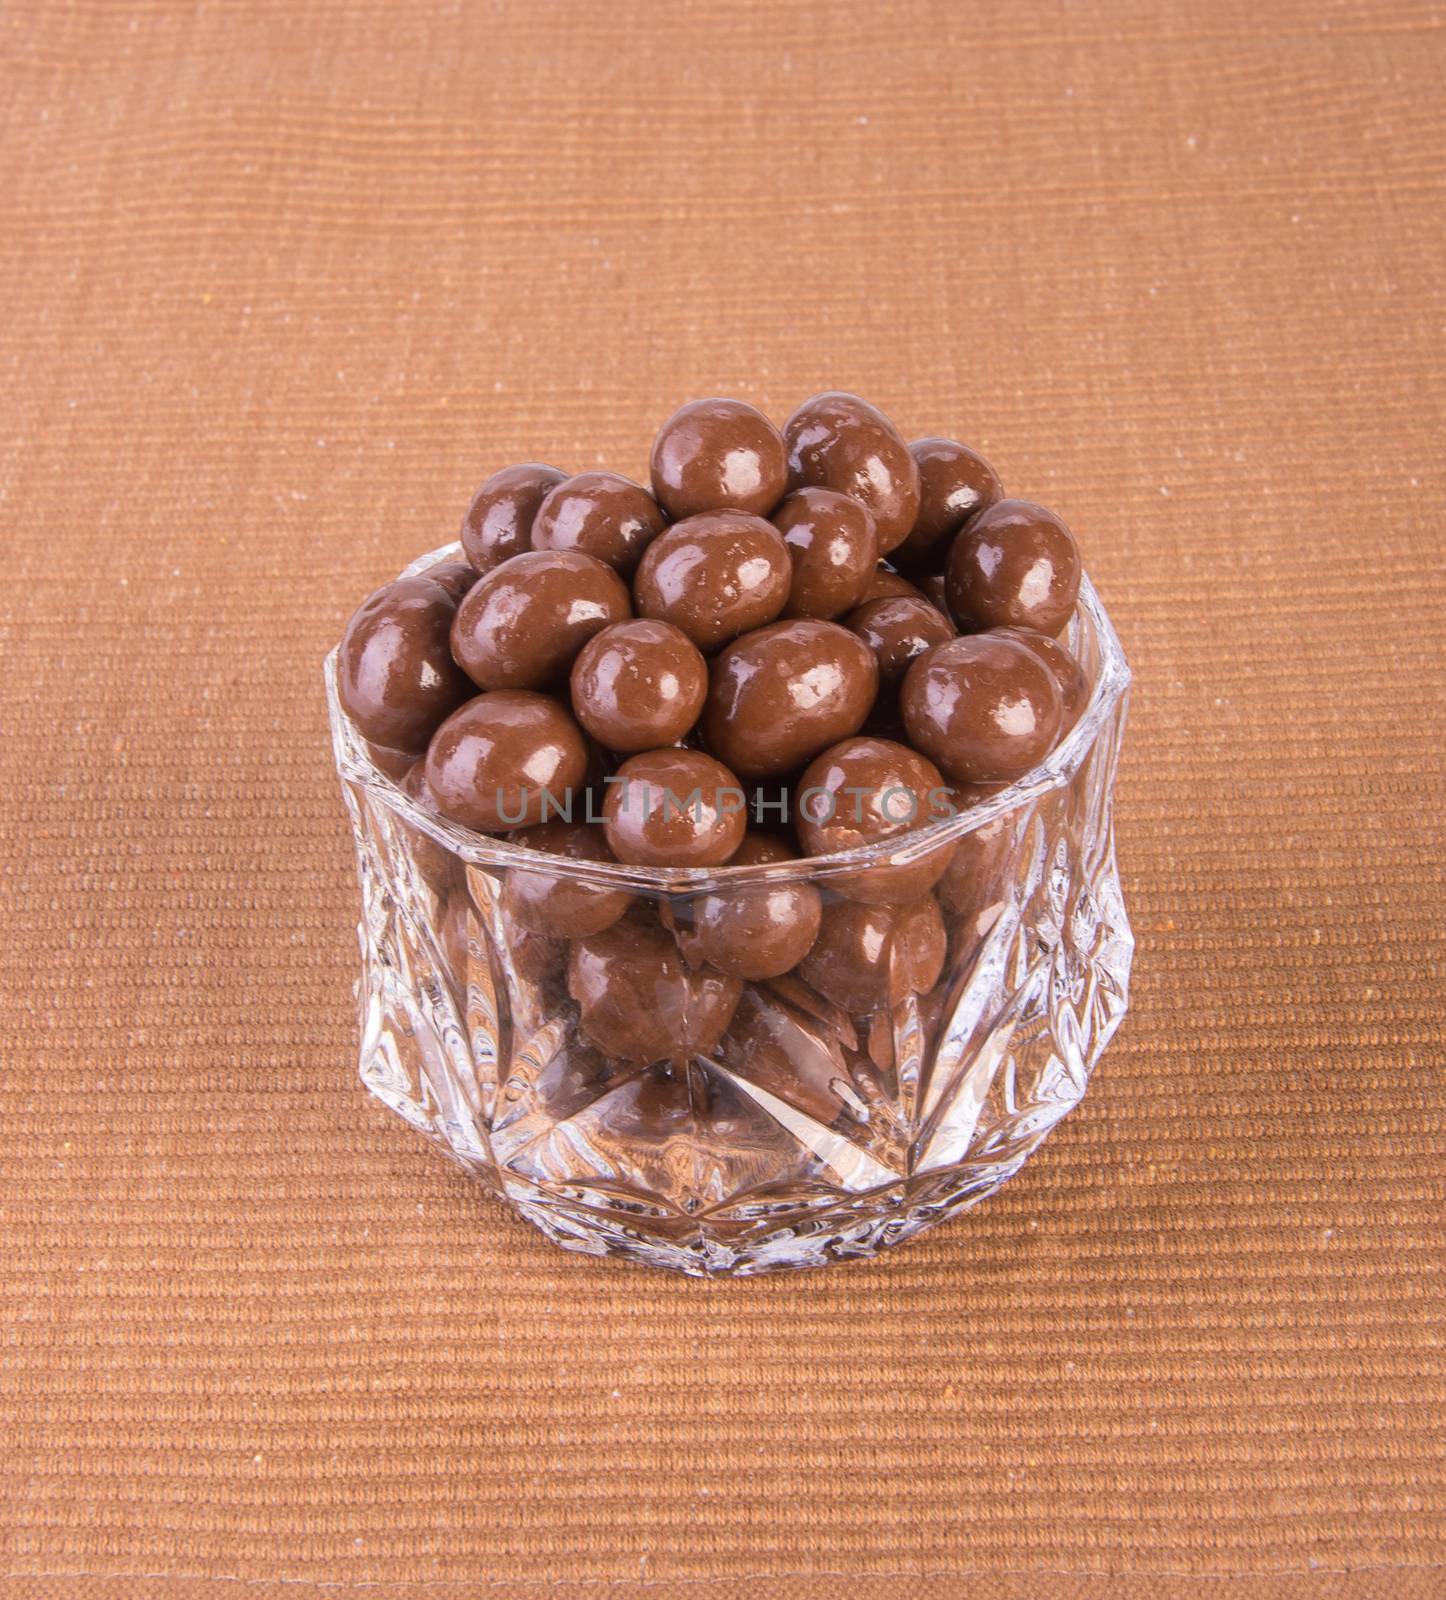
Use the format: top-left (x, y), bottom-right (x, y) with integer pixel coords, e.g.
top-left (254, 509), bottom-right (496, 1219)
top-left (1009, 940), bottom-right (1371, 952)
top-left (451, 550), bottom-right (632, 691)
top-left (425, 691), bottom-right (589, 833)
top-left (773, 487), bottom-right (879, 620)
top-left (844, 595), bottom-right (955, 689)
top-left (858, 566), bottom-right (927, 605)
top-left (438, 890), bottom-right (475, 981)
top-left (716, 986), bottom-right (866, 1129)
top-left (569, 619), bottom-right (708, 753)
top-left (936, 783), bottom-right (1015, 921)
top-left (421, 560), bottom-right (481, 603)
top-left (568, 915), bottom-right (743, 1063)
top-left (796, 737), bottom-right (953, 905)
top-left (920, 574), bottom-right (951, 615)
top-left (400, 759), bottom-right (461, 896)
top-left (339, 574), bottom-right (474, 753)
top-left (702, 619), bottom-right (879, 780)
top-left (603, 747), bottom-right (747, 867)
top-left (365, 739), bottom-right (421, 780)
top-left (797, 895), bottom-right (945, 1014)
top-left (892, 438), bottom-right (1003, 571)
top-left (946, 498), bottom-right (1082, 636)
top-left (498, 899), bottom-right (567, 996)
top-left (633, 510), bottom-right (792, 651)
top-left (893, 894), bottom-right (947, 998)
top-left (502, 819), bottom-right (633, 938)
top-left (532, 470), bottom-right (667, 575)
top-left (994, 626), bottom-right (1091, 730)
top-left (460, 463), bottom-right (566, 573)
top-left (674, 834), bottom-right (822, 980)
top-left (649, 398), bottom-right (788, 520)
top-left (900, 634), bottom-right (1063, 784)
top-left (783, 391), bottom-right (921, 554)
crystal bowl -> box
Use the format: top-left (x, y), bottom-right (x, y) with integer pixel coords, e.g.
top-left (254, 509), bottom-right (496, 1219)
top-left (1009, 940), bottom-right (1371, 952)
top-left (325, 542), bottom-right (1133, 1275)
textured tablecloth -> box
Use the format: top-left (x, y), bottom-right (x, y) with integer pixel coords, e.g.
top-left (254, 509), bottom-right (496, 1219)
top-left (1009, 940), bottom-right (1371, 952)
top-left (2, 2), bottom-right (1443, 1596)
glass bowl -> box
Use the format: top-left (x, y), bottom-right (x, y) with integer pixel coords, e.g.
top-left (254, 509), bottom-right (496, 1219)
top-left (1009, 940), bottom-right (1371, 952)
top-left (325, 542), bottom-right (1133, 1275)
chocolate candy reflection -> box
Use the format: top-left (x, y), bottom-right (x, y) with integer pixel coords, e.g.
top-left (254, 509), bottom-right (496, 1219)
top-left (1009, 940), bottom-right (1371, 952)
top-left (901, 633), bottom-right (1062, 784)
top-left (568, 915), bottom-right (743, 1063)
top-left (702, 619), bottom-right (878, 780)
top-left (451, 550), bottom-right (632, 690)
top-left (569, 619), bottom-right (708, 753)
top-left (773, 487), bottom-right (879, 620)
top-left (339, 574), bottom-right (475, 752)
top-left (633, 510), bottom-right (792, 651)
top-left (844, 594), bottom-right (955, 689)
top-left (946, 498), bottom-right (1081, 637)
top-left (673, 834), bottom-right (822, 980)
top-left (649, 398), bottom-right (788, 520)
top-left (994, 625), bottom-right (1090, 730)
top-left (783, 392), bottom-right (921, 554)
top-left (532, 470), bottom-right (666, 575)
top-left (425, 691), bottom-right (589, 832)
top-left (796, 737), bottom-right (953, 906)
top-left (892, 437), bottom-right (1002, 571)
top-left (603, 747), bottom-right (747, 867)
top-left (502, 819), bottom-right (633, 938)
top-left (798, 895), bottom-right (945, 1014)
top-left (460, 463), bottom-right (567, 573)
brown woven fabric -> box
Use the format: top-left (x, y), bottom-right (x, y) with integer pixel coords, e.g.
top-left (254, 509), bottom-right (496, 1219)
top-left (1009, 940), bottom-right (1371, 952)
top-left (2, 1), bottom-right (1443, 1596)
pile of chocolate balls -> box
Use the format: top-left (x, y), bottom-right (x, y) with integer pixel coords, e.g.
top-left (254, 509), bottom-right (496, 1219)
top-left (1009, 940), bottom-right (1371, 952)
top-left (338, 393), bottom-right (1087, 1063)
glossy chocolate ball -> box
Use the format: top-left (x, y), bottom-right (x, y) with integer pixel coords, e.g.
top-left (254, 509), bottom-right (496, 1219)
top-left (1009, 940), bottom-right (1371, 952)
top-left (460, 463), bottom-right (566, 573)
top-left (798, 895), bottom-right (945, 1014)
top-left (936, 783), bottom-right (1015, 923)
top-left (650, 398), bottom-right (788, 520)
top-left (400, 759), bottom-right (461, 895)
top-left (339, 574), bottom-right (474, 753)
top-left (502, 819), bottom-right (633, 938)
top-left (425, 691), bottom-right (589, 833)
top-left (716, 986), bottom-right (867, 1129)
top-left (568, 915), bottom-right (743, 1063)
top-left (365, 739), bottom-right (421, 780)
top-left (920, 574), bottom-right (951, 615)
top-left (674, 834), bottom-right (822, 980)
top-left (498, 900), bottom-right (567, 995)
top-left (946, 498), bottom-right (1082, 636)
top-left (438, 890), bottom-right (475, 981)
top-left (844, 594), bottom-right (955, 689)
top-left (783, 391), bottom-right (921, 554)
top-left (893, 894), bottom-right (947, 997)
top-left (702, 619), bottom-right (879, 781)
top-left (892, 437), bottom-right (1003, 571)
top-left (858, 566), bottom-right (927, 605)
top-left (422, 560), bottom-right (481, 603)
top-left (995, 626), bottom-right (1090, 730)
top-left (603, 747), bottom-right (747, 867)
top-left (901, 634), bottom-right (1063, 784)
top-left (569, 619), bottom-right (708, 753)
top-left (532, 470), bottom-right (666, 575)
top-left (796, 737), bottom-right (953, 905)
top-left (451, 550), bottom-right (632, 691)
top-left (633, 510), bottom-right (792, 651)
top-left (773, 487), bottom-right (879, 620)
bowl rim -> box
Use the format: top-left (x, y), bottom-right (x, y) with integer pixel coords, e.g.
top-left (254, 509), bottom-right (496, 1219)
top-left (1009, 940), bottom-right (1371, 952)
top-left (324, 540), bottom-right (1131, 894)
